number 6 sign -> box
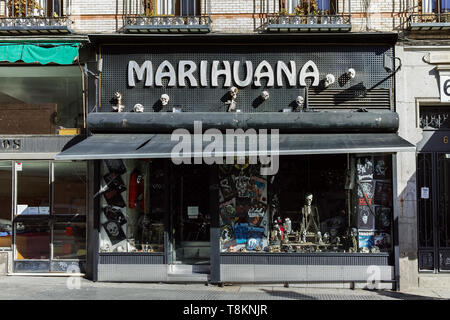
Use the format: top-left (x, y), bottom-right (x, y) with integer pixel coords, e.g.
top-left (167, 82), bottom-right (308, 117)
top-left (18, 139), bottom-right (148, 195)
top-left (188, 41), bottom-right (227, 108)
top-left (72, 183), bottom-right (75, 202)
top-left (440, 75), bottom-right (450, 103)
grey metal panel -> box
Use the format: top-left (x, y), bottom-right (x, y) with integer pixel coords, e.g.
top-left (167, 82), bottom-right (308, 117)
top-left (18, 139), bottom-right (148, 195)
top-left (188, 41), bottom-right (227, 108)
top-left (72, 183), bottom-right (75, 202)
top-left (55, 132), bottom-right (414, 160)
top-left (87, 112), bottom-right (400, 133)
top-left (98, 264), bottom-right (167, 281)
top-left (220, 264), bottom-right (394, 282)
top-left (98, 44), bottom-right (393, 113)
top-left (220, 253), bottom-right (392, 266)
top-left (0, 135), bottom-right (82, 159)
top-left (98, 253), bottom-right (165, 265)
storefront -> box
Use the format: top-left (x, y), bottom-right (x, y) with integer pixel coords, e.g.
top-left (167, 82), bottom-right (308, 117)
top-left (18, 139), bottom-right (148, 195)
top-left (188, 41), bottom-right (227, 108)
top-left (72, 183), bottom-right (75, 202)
top-left (0, 41), bottom-right (89, 274)
top-left (57, 34), bottom-right (415, 287)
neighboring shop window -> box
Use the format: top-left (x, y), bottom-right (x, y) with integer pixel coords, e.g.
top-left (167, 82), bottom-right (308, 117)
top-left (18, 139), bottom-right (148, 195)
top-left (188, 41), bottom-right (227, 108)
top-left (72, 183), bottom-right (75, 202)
top-left (0, 161), bottom-right (12, 248)
top-left (219, 155), bottom-right (393, 254)
top-left (99, 159), bottom-right (164, 253)
top-left (0, 66), bottom-right (83, 135)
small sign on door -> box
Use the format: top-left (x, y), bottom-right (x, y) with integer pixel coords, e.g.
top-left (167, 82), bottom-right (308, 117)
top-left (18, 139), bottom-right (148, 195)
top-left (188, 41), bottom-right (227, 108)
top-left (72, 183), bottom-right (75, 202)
top-left (15, 162), bottom-right (22, 171)
top-left (421, 187), bottom-right (430, 199)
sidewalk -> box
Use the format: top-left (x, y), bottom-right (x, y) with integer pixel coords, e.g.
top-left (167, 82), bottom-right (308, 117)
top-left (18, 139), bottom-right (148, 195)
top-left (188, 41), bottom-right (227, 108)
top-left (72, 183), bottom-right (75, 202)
top-left (0, 276), bottom-right (448, 300)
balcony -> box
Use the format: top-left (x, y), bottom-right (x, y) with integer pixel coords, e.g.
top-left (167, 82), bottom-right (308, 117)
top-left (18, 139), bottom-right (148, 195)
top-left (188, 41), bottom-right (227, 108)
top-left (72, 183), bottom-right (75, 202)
top-left (123, 0), bottom-right (211, 33)
top-left (0, 0), bottom-right (72, 35)
top-left (408, 12), bottom-right (450, 30)
top-left (261, 0), bottom-right (351, 32)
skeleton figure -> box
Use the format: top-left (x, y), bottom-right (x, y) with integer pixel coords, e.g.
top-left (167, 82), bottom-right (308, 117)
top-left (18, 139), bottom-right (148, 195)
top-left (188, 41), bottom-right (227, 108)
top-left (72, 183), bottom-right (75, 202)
top-left (375, 160), bottom-right (386, 177)
top-left (261, 90), bottom-right (270, 101)
top-left (300, 193), bottom-right (320, 236)
top-left (295, 96), bottom-right (304, 109)
top-left (347, 68), bottom-right (356, 79)
top-left (225, 87), bottom-right (238, 112)
top-left (324, 74), bottom-right (335, 87)
top-left (160, 94), bottom-right (170, 106)
top-left (235, 171), bottom-right (250, 197)
top-left (133, 103), bottom-right (144, 112)
top-left (112, 92), bottom-right (125, 112)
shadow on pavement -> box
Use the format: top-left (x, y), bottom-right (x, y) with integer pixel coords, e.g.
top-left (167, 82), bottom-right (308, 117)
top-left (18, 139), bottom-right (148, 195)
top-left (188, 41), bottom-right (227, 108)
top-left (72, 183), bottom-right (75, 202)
top-left (368, 289), bottom-right (441, 300)
top-left (259, 289), bottom-right (317, 300)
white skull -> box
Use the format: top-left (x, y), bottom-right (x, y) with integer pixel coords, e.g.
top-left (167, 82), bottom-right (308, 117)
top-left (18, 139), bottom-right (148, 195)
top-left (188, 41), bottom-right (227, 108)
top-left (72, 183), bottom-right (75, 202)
top-left (160, 94), bottom-right (170, 106)
top-left (229, 87), bottom-right (238, 100)
top-left (347, 68), bottom-right (356, 79)
top-left (305, 193), bottom-right (313, 206)
top-left (324, 74), bottom-right (335, 87)
top-left (114, 91), bottom-right (122, 100)
top-left (295, 96), bottom-right (304, 107)
top-left (133, 103), bottom-right (144, 112)
top-left (261, 90), bottom-right (270, 100)
top-left (361, 210), bottom-right (369, 224)
top-left (106, 222), bottom-right (119, 237)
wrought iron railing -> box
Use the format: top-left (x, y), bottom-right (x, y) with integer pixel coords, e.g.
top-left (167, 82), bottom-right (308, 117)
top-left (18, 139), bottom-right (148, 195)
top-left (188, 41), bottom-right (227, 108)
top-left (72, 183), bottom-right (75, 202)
top-left (266, 13), bottom-right (351, 25)
top-left (408, 12), bottom-right (450, 24)
top-left (0, 0), bottom-right (71, 28)
top-left (125, 14), bottom-right (211, 28)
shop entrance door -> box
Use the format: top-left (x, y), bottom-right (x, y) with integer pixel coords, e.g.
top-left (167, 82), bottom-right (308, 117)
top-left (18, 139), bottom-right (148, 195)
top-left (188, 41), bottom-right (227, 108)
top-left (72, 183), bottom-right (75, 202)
top-left (13, 161), bottom-right (87, 273)
top-left (417, 152), bottom-right (450, 272)
top-left (169, 164), bottom-right (211, 274)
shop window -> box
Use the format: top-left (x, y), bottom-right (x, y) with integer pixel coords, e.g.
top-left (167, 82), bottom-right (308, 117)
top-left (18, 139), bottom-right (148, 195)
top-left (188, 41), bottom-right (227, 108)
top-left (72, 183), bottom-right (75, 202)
top-left (0, 66), bottom-right (83, 135)
top-left (53, 161), bottom-right (87, 216)
top-left (219, 154), bottom-right (393, 254)
top-left (52, 223), bottom-right (86, 260)
top-left (16, 161), bottom-right (50, 215)
top-left (0, 161), bottom-right (12, 248)
top-left (99, 159), bottom-right (165, 253)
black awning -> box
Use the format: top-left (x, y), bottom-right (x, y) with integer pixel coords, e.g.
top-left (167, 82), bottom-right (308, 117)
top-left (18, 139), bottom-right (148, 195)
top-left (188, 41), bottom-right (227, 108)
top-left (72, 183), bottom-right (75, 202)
top-left (54, 133), bottom-right (415, 160)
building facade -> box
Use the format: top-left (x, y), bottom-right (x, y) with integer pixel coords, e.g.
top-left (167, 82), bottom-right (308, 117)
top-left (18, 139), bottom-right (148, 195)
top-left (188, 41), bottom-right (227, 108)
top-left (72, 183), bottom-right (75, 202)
top-left (0, 0), bottom-right (448, 291)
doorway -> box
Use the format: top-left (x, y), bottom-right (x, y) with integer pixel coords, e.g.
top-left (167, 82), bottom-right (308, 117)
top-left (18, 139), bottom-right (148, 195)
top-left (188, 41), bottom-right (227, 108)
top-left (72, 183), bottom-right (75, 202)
top-left (12, 161), bottom-right (87, 273)
top-left (169, 164), bottom-right (211, 268)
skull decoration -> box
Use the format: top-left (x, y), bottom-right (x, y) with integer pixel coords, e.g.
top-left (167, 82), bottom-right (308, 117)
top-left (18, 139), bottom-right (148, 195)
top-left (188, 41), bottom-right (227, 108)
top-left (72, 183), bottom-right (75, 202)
top-left (115, 245), bottom-right (125, 252)
top-left (305, 193), bottom-right (313, 206)
top-left (324, 74), bottom-right (335, 87)
top-left (106, 221), bottom-right (120, 237)
top-left (112, 91), bottom-right (125, 112)
top-left (361, 208), bottom-right (370, 224)
top-left (347, 68), bottom-right (356, 79)
top-left (295, 96), bottom-right (304, 108)
top-left (229, 86), bottom-right (239, 100)
top-left (261, 90), bottom-right (270, 101)
top-left (133, 103), bottom-right (144, 113)
top-left (160, 94), bottom-right (170, 106)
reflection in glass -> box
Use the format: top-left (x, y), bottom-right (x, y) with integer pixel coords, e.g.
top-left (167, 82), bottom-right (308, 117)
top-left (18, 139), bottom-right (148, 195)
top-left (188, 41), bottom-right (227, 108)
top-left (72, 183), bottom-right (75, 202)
top-left (0, 161), bottom-right (12, 247)
top-left (17, 161), bottom-right (50, 214)
top-left (53, 223), bottom-right (86, 260)
top-left (15, 221), bottom-right (50, 259)
top-left (53, 162), bottom-right (87, 215)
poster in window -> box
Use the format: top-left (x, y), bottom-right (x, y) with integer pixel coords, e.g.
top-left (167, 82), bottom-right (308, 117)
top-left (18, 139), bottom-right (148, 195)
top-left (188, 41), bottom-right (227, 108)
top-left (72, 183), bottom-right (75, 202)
top-left (374, 156), bottom-right (391, 179)
top-left (219, 176), bottom-right (237, 202)
top-left (103, 205), bottom-right (127, 225)
top-left (220, 225), bottom-right (236, 250)
top-left (234, 223), bottom-right (249, 244)
top-left (374, 231), bottom-right (391, 250)
top-left (235, 197), bottom-right (252, 223)
top-left (102, 220), bottom-right (126, 245)
top-left (247, 205), bottom-right (266, 227)
top-left (374, 181), bottom-right (393, 206)
top-left (103, 188), bottom-right (126, 208)
top-left (219, 199), bottom-right (236, 228)
top-left (358, 231), bottom-right (375, 249)
top-left (358, 205), bottom-right (375, 230)
top-left (104, 159), bottom-right (127, 175)
top-left (357, 156), bottom-right (373, 181)
top-left (103, 172), bottom-right (127, 194)
top-left (375, 206), bottom-right (391, 231)
top-left (248, 176), bottom-right (268, 205)
top-left (246, 226), bottom-right (264, 251)
top-left (357, 181), bottom-right (374, 206)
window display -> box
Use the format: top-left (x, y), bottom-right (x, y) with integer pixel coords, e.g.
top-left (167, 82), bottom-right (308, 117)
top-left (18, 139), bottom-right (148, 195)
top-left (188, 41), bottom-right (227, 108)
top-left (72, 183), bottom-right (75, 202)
top-left (220, 154), bottom-right (394, 254)
top-left (99, 159), bottom-right (164, 253)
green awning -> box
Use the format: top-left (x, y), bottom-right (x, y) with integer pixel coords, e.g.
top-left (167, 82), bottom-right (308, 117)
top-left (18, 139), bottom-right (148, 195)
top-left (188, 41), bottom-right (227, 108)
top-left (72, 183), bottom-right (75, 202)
top-left (0, 43), bottom-right (79, 65)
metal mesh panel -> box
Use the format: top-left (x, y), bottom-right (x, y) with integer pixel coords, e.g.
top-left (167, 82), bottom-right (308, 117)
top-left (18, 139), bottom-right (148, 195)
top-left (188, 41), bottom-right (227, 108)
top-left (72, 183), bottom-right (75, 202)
top-left (99, 44), bottom-right (392, 113)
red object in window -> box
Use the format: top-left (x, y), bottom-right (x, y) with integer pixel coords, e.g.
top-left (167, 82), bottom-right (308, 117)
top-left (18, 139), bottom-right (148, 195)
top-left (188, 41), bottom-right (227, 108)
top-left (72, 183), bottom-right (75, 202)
top-left (129, 169), bottom-right (145, 210)
top-left (65, 227), bottom-right (73, 236)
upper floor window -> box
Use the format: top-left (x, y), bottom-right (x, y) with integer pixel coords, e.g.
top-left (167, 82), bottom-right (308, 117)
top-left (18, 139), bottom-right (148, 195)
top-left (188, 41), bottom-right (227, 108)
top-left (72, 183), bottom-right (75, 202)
top-left (144, 0), bottom-right (200, 16)
top-left (421, 0), bottom-right (450, 13)
top-left (3, 0), bottom-right (64, 18)
top-left (283, 0), bottom-right (336, 15)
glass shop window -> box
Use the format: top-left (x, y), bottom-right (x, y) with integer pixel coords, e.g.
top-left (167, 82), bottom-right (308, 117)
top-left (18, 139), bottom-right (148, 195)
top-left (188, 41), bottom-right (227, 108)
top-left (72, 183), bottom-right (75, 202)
top-left (219, 154), bottom-right (394, 254)
top-left (0, 66), bottom-right (83, 135)
top-left (99, 159), bottom-right (165, 253)
top-left (53, 162), bottom-right (87, 216)
top-left (0, 161), bottom-right (12, 248)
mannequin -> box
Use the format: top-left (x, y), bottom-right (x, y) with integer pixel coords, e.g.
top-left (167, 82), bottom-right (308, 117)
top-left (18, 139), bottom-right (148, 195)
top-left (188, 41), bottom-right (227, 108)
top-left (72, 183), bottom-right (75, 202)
top-left (300, 193), bottom-right (320, 240)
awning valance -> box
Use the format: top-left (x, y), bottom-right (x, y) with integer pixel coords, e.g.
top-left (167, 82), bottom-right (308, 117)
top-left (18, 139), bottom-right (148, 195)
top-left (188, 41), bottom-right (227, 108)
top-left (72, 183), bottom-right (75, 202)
top-left (0, 43), bottom-right (79, 65)
top-left (54, 133), bottom-right (415, 160)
